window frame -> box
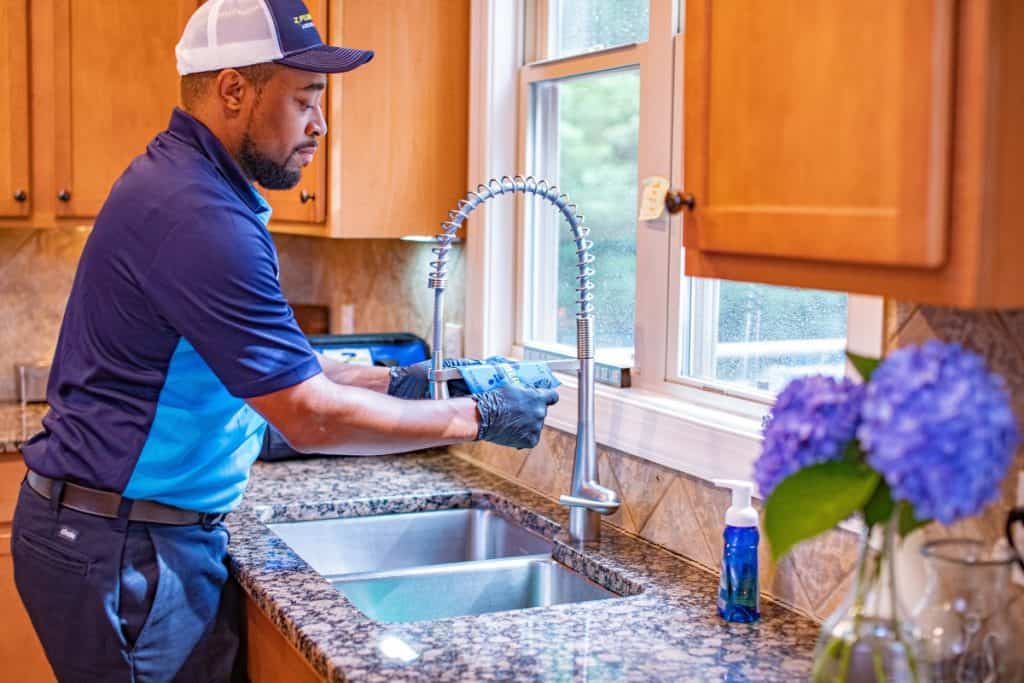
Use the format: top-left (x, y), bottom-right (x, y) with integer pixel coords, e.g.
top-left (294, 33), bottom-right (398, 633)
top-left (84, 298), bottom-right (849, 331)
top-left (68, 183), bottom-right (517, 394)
top-left (465, 0), bottom-right (885, 487)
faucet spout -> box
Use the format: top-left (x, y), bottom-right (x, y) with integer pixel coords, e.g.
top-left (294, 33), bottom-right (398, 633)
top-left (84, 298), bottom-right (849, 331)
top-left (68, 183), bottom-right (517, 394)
top-left (428, 176), bottom-right (619, 543)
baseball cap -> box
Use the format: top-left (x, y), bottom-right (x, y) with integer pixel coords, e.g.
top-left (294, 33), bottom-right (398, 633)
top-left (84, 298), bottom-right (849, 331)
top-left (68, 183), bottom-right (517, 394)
top-left (175, 0), bottom-right (374, 76)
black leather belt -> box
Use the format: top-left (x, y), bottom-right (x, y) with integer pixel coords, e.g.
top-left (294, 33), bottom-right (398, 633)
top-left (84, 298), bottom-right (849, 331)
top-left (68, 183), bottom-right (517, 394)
top-left (26, 470), bottom-right (227, 526)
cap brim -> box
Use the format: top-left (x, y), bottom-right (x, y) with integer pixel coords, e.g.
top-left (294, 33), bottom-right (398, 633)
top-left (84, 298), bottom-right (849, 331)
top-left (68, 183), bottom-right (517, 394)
top-left (274, 45), bottom-right (374, 74)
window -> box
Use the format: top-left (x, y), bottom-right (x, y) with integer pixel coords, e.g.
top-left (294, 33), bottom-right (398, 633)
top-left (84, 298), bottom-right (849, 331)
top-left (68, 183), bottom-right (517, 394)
top-left (523, 67), bottom-right (640, 360)
top-left (467, 0), bottom-right (883, 477)
top-left (678, 280), bottom-right (849, 398)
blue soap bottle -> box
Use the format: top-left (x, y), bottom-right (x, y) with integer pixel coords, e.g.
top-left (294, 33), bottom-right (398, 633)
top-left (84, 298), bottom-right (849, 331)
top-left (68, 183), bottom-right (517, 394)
top-left (713, 479), bottom-right (760, 623)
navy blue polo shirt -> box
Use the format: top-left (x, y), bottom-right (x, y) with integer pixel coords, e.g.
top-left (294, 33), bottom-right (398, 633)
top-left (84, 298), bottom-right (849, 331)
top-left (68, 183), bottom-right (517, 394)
top-left (21, 108), bottom-right (322, 512)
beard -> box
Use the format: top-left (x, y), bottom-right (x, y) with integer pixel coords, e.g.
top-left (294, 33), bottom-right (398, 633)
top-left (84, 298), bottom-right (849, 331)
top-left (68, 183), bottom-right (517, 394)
top-left (238, 131), bottom-right (301, 190)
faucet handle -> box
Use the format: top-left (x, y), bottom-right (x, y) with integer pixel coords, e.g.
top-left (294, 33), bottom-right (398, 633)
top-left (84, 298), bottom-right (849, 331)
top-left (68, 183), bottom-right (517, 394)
top-left (559, 494), bottom-right (620, 515)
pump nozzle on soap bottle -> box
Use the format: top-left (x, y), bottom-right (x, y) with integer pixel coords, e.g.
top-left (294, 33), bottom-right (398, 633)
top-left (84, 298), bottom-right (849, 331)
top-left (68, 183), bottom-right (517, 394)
top-left (713, 479), bottom-right (760, 623)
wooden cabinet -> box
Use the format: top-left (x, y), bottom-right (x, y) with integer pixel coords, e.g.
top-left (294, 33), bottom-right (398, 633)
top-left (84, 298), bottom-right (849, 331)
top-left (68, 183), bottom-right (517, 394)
top-left (245, 594), bottom-right (323, 683)
top-left (52, 0), bottom-right (195, 219)
top-left (679, 0), bottom-right (1024, 308)
top-left (0, 452), bottom-right (55, 683)
top-left (0, 0), bottom-right (31, 219)
top-left (0, 0), bottom-right (194, 229)
top-left (269, 0), bottom-right (470, 238)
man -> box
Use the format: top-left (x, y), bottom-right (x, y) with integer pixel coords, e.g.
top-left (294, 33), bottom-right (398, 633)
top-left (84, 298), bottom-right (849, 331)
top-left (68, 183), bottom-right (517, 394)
top-left (11, 1), bottom-right (558, 681)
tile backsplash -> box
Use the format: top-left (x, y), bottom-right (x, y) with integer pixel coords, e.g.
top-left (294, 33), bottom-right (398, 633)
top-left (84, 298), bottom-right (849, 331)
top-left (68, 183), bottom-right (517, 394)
top-left (455, 302), bottom-right (1024, 622)
top-left (0, 227), bottom-right (463, 401)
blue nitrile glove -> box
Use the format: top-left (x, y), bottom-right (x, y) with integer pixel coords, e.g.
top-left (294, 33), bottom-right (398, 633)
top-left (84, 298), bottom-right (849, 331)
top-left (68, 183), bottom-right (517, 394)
top-left (387, 358), bottom-right (483, 399)
top-left (473, 383), bottom-right (560, 449)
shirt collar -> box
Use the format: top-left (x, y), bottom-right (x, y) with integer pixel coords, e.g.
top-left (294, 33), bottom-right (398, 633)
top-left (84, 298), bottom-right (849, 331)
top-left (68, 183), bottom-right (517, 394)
top-left (166, 108), bottom-right (272, 222)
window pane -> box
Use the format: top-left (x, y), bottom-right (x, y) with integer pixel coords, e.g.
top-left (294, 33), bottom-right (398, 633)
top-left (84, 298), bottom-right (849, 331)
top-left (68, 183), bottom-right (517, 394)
top-left (526, 69), bottom-right (640, 357)
top-left (681, 279), bottom-right (848, 395)
top-left (550, 0), bottom-right (649, 59)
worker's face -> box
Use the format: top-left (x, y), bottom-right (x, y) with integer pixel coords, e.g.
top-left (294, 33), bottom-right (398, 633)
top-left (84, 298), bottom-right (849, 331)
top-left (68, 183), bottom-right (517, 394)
top-left (238, 67), bottom-right (327, 190)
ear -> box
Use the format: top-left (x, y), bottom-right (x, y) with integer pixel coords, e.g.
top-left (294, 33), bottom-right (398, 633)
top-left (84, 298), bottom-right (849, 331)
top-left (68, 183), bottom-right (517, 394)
top-left (215, 69), bottom-right (249, 115)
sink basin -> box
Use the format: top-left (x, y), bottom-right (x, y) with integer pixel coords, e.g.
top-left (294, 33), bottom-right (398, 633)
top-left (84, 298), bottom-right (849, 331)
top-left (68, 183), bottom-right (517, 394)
top-left (268, 507), bottom-right (553, 576)
top-left (268, 506), bottom-right (623, 623)
top-left (330, 556), bottom-right (617, 623)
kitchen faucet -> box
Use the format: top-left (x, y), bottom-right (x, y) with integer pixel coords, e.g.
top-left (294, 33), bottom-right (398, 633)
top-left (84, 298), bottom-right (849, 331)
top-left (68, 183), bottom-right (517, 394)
top-left (427, 176), bottom-right (620, 543)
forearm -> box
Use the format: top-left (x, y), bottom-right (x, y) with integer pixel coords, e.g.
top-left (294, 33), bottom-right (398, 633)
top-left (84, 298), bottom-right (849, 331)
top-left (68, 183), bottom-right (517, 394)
top-left (249, 373), bottom-right (479, 455)
top-left (315, 352), bottom-right (391, 393)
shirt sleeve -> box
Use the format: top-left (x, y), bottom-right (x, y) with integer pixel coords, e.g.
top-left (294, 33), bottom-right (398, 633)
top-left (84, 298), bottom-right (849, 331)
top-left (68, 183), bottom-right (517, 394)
top-left (142, 205), bottom-right (321, 398)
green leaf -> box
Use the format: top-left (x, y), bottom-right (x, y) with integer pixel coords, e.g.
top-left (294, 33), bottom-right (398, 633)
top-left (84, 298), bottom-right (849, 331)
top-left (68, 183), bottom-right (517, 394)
top-left (841, 441), bottom-right (868, 465)
top-left (765, 460), bottom-right (881, 561)
top-left (846, 351), bottom-right (882, 382)
top-left (897, 502), bottom-right (930, 538)
top-left (862, 480), bottom-right (895, 528)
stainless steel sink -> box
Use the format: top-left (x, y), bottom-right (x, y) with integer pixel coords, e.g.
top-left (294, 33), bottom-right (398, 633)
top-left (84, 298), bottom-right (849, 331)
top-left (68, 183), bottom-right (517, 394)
top-left (267, 506), bottom-right (624, 623)
top-left (267, 507), bottom-right (552, 576)
top-left (329, 556), bottom-right (616, 623)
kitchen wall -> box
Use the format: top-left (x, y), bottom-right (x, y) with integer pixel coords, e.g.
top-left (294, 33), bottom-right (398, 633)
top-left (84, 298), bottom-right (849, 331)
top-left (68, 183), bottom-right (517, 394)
top-left (455, 303), bottom-right (1024, 622)
top-left (0, 227), bottom-right (463, 402)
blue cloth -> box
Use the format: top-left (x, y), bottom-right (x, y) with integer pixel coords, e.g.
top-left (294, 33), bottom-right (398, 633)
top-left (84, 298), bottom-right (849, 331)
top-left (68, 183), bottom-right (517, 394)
top-left (11, 480), bottom-right (244, 682)
top-left (457, 360), bottom-right (561, 395)
top-left (21, 108), bottom-right (320, 512)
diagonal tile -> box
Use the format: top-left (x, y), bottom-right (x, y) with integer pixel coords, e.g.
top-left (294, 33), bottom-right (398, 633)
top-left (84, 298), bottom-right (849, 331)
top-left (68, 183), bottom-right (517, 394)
top-left (515, 427), bottom-right (574, 500)
top-left (597, 451), bottom-right (636, 532)
top-left (788, 528), bottom-right (861, 613)
top-left (454, 440), bottom-right (530, 481)
top-left (761, 552), bottom-right (814, 616)
top-left (885, 301), bottom-right (919, 348)
top-left (917, 307), bottom-right (1024, 403)
top-left (680, 474), bottom-right (732, 570)
top-left (606, 451), bottom-right (676, 532)
top-left (889, 308), bottom-right (937, 349)
top-left (640, 476), bottom-right (715, 569)
top-left (998, 310), bottom-right (1024, 360)
top-left (813, 568), bottom-right (856, 622)
top-left (0, 228), bottom-right (37, 279)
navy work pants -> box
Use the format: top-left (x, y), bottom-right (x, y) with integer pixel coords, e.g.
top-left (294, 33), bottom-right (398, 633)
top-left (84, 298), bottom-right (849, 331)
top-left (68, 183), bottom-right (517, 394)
top-left (11, 480), bottom-right (244, 682)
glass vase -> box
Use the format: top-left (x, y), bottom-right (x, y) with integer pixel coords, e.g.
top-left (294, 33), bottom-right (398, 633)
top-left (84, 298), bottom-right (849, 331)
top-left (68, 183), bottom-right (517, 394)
top-left (912, 538), bottom-right (1023, 682)
top-left (812, 517), bottom-right (921, 682)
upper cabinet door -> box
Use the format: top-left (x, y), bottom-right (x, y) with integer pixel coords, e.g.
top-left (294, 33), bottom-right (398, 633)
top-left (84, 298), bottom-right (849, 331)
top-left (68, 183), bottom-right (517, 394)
top-left (260, 0), bottom-right (327, 226)
top-left (52, 0), bottom-right (195, 219)
top-left (0, 0), bottom-right (30, 218)
top-left (683, 1), bottom-right (955, 268)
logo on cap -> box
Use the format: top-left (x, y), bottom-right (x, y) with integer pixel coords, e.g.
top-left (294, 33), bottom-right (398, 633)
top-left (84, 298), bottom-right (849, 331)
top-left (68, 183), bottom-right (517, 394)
top-left (292, 12), bottom-right (314, 29)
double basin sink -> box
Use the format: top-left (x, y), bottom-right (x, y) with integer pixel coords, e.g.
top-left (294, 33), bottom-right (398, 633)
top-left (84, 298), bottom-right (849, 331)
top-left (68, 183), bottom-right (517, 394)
top-left (268, 507), bottom-right (620, 623)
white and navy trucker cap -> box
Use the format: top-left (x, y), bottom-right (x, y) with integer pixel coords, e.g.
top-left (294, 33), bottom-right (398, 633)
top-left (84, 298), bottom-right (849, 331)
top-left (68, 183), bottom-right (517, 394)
top-left (175, 0), bottom-right (373, 76)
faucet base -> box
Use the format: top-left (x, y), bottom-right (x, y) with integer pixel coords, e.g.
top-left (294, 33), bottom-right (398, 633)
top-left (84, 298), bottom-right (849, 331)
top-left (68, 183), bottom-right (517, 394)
top-left (569, 507), bottom-right (603, 543)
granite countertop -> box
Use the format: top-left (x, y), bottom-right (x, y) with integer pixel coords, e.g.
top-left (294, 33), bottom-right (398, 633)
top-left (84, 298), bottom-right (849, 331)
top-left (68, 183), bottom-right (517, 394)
top-left (0, 401), bottom-right (47, 453)
top-left (230, 451), bottom-right (819, 682)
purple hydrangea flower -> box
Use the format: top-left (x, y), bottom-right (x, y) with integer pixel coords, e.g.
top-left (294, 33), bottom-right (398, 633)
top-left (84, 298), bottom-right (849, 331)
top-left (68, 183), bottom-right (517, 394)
top-left (857, 341), bottom-right (1019, 525)
top-left (754, 375), bottom-right (866, 496)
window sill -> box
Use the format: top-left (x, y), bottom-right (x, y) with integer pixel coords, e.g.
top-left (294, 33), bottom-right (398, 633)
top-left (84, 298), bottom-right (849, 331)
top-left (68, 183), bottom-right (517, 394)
top-left (546, 369), bottom-right (765, 486)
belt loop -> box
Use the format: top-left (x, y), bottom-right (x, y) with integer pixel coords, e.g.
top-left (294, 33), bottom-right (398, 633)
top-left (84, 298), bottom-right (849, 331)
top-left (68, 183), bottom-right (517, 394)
top-left (49, 480), bottom-right (65, 515)
top-left (200, 513), bottom-right (215, 531)
top-left (117, 496), bottom-right (133, 521)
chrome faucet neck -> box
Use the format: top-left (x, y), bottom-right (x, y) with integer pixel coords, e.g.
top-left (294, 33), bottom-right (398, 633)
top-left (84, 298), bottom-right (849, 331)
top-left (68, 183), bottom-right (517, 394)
top-left (428, 176), bottom-right (620, 543)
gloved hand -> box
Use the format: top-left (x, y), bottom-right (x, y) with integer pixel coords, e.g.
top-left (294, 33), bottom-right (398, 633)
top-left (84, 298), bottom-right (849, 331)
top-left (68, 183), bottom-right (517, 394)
top-left (473, 383), bottom-right (560, 449)
top-left (387, 358), bottom-right (483, 399)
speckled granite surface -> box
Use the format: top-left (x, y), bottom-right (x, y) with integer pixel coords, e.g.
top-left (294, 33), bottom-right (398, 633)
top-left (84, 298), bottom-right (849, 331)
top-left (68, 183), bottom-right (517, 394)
top-left (230, 451), bottom-right (819, 682)
top-left (0, 402), bottom-right (47, 452)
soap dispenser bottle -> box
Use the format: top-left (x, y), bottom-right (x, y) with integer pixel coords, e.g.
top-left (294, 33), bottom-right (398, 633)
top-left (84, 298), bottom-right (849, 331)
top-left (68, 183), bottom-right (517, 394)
top-left (712, 479), bottom-right (760, 623)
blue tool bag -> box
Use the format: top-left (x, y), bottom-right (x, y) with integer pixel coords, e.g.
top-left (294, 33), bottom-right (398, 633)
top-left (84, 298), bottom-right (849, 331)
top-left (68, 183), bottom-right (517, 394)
top-left (258, 332), bottom-right (430, 461)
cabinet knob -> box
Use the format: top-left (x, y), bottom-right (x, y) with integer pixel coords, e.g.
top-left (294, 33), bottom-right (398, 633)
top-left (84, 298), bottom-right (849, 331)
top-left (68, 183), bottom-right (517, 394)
top-left (664, 191), bottom-right (696, 214)
top-left (299, 190), bottom-right (315, 204)
top-left (57, 189), bottom-right (71, 202)
top-left (13, 189), bottom-right (27, 202)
